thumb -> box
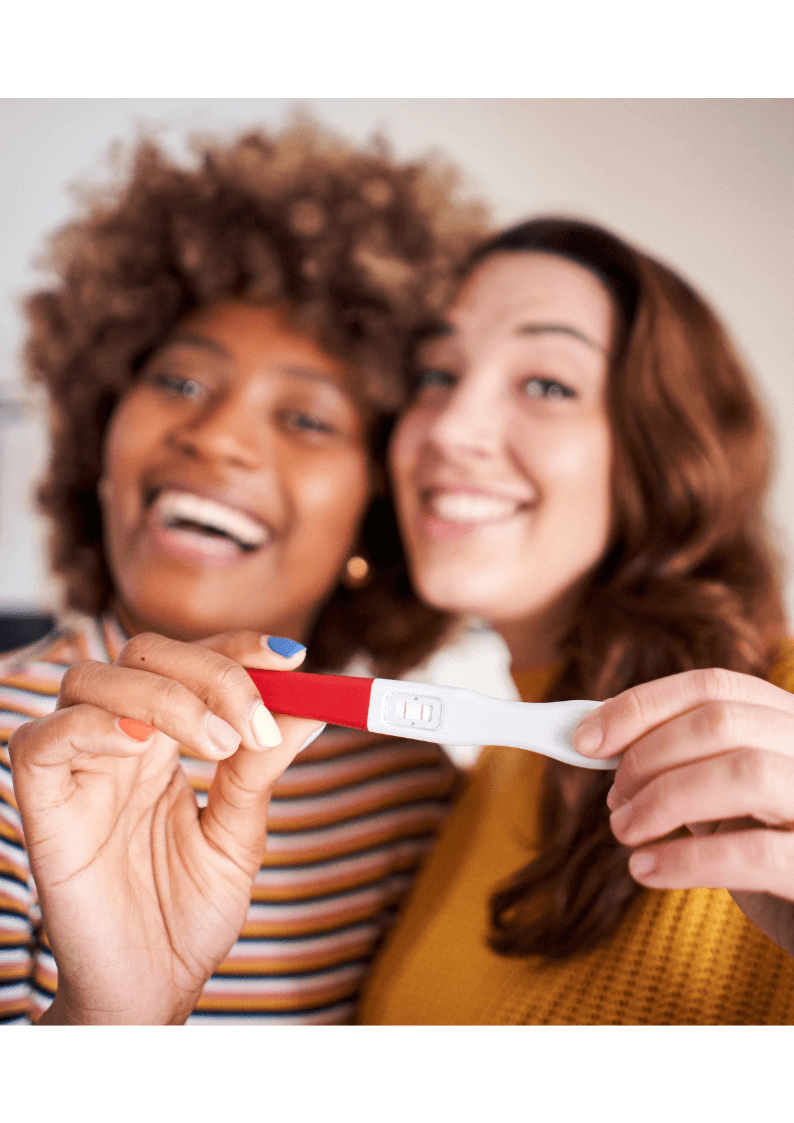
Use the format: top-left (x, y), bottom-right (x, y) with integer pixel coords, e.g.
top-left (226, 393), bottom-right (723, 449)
top-left (199, 715), bottom-right (322, 873)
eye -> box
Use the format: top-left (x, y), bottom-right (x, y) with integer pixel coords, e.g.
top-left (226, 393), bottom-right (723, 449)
top-left (412, 368), bottom-right (457, 393)
top-left (522, 377), bottom-right (575, 401)
top-left (280, 409), bottom-right (337, 436)
top-left (150, 372), bottom-right (206, 402)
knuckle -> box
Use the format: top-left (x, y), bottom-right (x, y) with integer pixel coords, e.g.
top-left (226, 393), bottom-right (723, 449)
top-left (696, 699), bottom-right (738, 744)
top-left (117, 632), bottom-right (165, 667)
top-left (160, 677), bottom-right (189, 713)
top-left (214, 659), bottom-right (250, 693)
top-left (202, 630), bottom-right (261, 658)
top-left (203, 659), bottom-right (255, 718)
top-left (729, 748), bottom-right (771, 792)
top-left (615, 742), bottom-right (643, 792)
top-left (144, 677), bottom-right (195, 728)
top-left (59, 659), bottom-right (94, 692)
top-left (623, 686), bottom-right (653, 730)
top-left (743, 829), bottom-right (785, 878)
top-left (7, 720), bottom-right (34, 762)
top-left (58, 659), bottom-right (103, 704)
top-left (694, 666), bottom-right (738, 702)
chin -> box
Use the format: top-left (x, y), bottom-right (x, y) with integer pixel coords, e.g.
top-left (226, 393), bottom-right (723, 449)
top-left (412, 567), bottom-right (507, 620)
top-left (117, 585), bottom-right (232, 642)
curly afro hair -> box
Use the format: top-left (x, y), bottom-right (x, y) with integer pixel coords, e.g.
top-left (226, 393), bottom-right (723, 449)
top-left (24, 119), bottom-right (491, 675)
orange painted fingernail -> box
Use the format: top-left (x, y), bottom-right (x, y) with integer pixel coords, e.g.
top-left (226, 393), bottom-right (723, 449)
top-left (118, 718), bottom-right (157, 742)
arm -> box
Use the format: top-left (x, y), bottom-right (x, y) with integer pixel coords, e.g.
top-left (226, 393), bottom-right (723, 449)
top-left (573, 667), bottom-right (794, 957)
top-left (10, 630), bottom-right (322, 1025)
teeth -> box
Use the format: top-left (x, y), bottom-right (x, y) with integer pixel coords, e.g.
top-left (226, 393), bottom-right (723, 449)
top-left (427, 491), bottom-right (522, 523)
top-left (153, 490), bottom-right (270, 549)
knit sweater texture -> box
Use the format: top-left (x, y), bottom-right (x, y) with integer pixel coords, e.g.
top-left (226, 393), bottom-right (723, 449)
top-left (358, 656), bottom-right (794, 1024)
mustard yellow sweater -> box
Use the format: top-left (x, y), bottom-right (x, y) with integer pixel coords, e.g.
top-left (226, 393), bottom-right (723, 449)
top-left (359, 660), bottom-right (794, 1025)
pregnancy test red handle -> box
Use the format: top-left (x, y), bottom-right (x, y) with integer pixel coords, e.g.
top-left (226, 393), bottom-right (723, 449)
top-left (246, 669), bottom-right (373, 730)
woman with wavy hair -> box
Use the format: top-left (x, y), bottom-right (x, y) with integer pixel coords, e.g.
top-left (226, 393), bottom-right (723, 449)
top-left (360, 217), bottom-right (794, 1024)
top-left (0, 121), bottom-right (488, 1025)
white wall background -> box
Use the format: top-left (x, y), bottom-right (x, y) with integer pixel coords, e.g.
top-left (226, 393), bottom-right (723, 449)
top-left (1, 98), bottom-right (792, 617)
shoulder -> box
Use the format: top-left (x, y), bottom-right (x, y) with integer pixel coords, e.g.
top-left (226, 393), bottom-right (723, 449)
top-left (0, 614), bottom-right (108, 740)
top-left (768, 636), bottom-right (794, 694)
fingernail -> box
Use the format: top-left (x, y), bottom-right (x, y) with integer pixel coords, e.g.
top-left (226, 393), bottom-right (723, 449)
top-left (629, 851), bottom-right (656, 878)
top-left (610, 802), bottom-right (633, 832)
top-left (606, 783), bottom-right (628, 811)
top-left (204, 712), bottom-right (242, 755)
top-left (265, 636), bottom-right (306, 658)
top-left (573, 714), bottom-right (603, 755)
top-left (118, 718), bottom-right (157, 742)
top-left (299, 723), bottom-right (325, 752)
top-left (251, 703), bottom-right (282, 748)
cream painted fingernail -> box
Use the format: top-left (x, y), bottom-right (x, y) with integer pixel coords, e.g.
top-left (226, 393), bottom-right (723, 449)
top-left (252, 703), bottom-right (282, 748)
top-left (205, 712), bottom-right (241, 755)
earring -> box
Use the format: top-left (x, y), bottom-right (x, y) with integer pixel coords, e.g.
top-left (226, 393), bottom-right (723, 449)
top-left (344, 555), bottom-right (370, 586)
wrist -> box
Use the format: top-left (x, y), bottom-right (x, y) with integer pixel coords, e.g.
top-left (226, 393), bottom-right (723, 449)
top-left (35, 992), bottom-right (80, 1025)
top-left (34, 986), bottom-right (195, 1025)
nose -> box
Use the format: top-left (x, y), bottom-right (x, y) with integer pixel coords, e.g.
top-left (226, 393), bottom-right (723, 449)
top-left (424, 374), bottom-right (505, 461)
top-left (169, 391), bottom-right (266, 470)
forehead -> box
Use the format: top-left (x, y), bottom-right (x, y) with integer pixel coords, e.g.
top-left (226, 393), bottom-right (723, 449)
top-left (165, 300), bottom-right (346, 373)
top-left (445, 251), bottom-right (615, 353)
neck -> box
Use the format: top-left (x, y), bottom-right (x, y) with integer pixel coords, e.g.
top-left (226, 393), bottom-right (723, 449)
top-left (493, 590), bottom-right (578, 669)
top-left (109, 596), bottom-right (312, 646)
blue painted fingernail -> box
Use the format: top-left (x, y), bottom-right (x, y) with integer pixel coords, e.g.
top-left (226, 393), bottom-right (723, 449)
top-left (266, 636), bottom-right (306, 658)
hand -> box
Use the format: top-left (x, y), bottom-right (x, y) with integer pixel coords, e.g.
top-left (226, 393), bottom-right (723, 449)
top-left (573, 667), bottom-right (794, 957)
top-left (9, 630), bottom-right (322, 1024)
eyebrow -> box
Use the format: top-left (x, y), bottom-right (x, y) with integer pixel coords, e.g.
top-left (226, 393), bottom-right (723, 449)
top-left (417, 321), bottom-right (606, 353)
top-left (161, 335), bottom-right (345, 386)
top-left (516, 323), bottom-right (606, 353)
top-left (165, 333), bottom-right (229, 357)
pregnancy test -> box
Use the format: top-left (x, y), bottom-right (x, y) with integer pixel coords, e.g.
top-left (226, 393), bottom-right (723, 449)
top-left (246, 669), bottom-right (616, 770)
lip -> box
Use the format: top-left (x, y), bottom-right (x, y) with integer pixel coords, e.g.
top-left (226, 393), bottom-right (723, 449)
top-left (140, 479), bottom-right (276, 567)
top-left (415, 483), bottom-right (533, 542)
top-left (143, 480), bottom-right (273, 532)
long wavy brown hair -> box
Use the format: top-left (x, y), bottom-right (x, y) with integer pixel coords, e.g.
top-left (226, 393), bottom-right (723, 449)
top-left (468, 218), bottom-right (788, 958)
top-left (24, 120), bottom-right (490, 677)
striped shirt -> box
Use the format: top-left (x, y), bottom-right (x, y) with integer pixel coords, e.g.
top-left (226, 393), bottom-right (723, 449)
top-left (0, 614), bottom-right (455, 1024)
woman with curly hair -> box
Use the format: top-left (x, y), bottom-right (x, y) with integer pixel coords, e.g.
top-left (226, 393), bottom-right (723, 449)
top-left (359, 217), bottom-right (794, 1024)
top-left (0, 121), bottom-right (489, 1025)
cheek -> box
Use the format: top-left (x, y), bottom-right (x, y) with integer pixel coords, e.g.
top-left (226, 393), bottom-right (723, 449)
top-left (517, 419), bottom-right (612, 505)
top-left (292, 453), bottom-right (372, 543)
top-left (389, 415), bottom-right (424, 506)
top-left (101, 398), bottom-right (150, 516)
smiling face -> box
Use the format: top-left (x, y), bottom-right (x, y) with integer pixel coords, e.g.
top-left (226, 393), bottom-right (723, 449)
top-left (390, 251), bottom-right (616, 666)
top-left (101, 300), bottom-right (372, 643)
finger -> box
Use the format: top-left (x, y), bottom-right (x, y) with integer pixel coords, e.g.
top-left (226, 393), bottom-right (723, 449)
top-left (609, 749), bottom-right (794, 848)
top-left (625, 829), bottom-right (794, 901)
top-left (608, 700), bottom-right (794, 805)
top-left (116, 632), bottom-right (297, 751)
top-left (197, 631), bottom-right (307, 670)
top-left (200, 714), bottom-right (320, 873)
top-left (57, 658), bottom-right (242, 760)
top-left (573, 667), bottom-right (794, 759)
top-left (9, 704), bottom-right (160, 805)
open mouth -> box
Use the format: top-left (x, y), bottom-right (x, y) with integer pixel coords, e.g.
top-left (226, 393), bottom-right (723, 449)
top-left (424, 490), bottom-right (525, 525)
top-left (149, 489), bottom-right (271, 552)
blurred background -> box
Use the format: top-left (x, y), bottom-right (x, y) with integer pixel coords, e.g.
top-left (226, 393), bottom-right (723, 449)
top-left (1, 98), bottom-right (792, 649)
